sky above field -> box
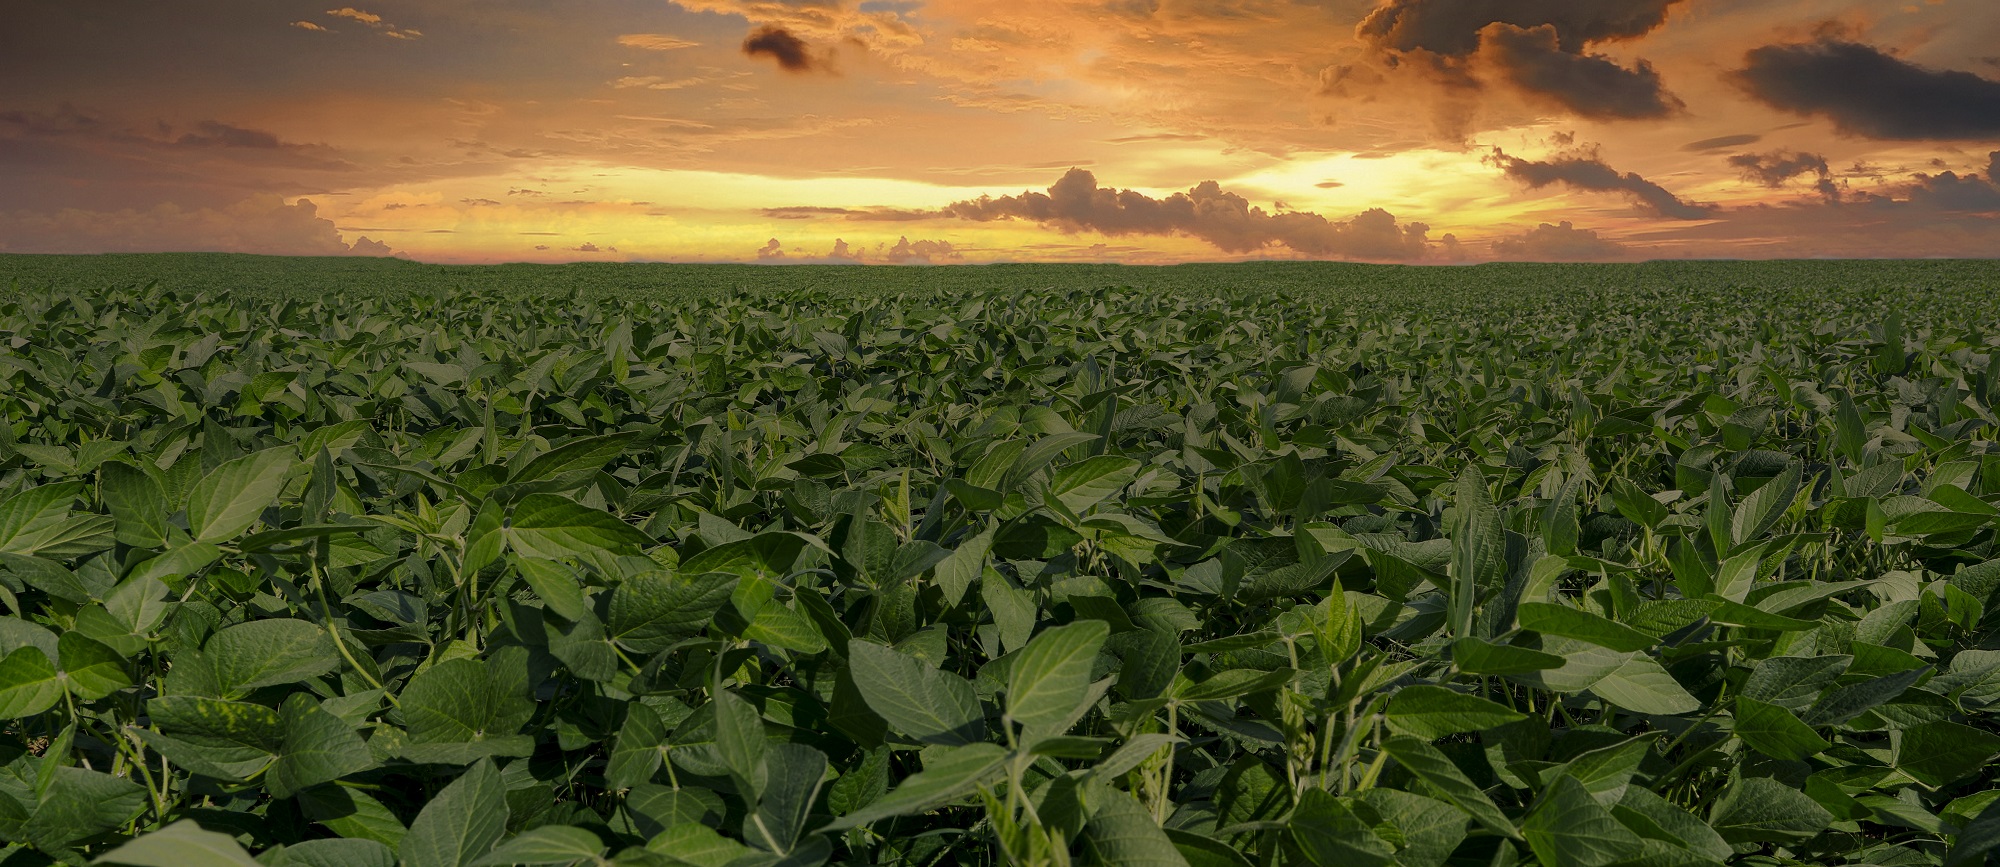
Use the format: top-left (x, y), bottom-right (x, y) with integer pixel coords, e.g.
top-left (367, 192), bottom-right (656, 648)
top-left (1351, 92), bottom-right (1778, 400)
top-left (4, 1), bottom-right (1999, 263)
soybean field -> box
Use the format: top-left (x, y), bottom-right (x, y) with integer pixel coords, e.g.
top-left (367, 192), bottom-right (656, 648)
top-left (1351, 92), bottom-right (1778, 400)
top-left (2, 254), bottom-right (2000, 867)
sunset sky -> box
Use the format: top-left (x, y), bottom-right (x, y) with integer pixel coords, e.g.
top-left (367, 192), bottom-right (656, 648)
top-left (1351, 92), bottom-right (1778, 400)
top-left (5, 0), bottom-right (1999, 263)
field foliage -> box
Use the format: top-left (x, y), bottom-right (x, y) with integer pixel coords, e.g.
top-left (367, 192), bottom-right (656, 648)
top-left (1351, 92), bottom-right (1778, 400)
top-left (1, 256), bottom-right (2000, 866)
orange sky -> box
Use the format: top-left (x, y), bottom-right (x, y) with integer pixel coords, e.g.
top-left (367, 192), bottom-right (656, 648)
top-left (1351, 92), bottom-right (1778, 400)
top-left (3, 0), bottom-right (1998, 263)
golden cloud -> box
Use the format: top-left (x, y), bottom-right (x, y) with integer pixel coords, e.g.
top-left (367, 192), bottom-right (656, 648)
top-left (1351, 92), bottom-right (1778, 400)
top-left (325, 7), bottom-right (382, 26)
top-left (617, 33), bottom-right (699, 50)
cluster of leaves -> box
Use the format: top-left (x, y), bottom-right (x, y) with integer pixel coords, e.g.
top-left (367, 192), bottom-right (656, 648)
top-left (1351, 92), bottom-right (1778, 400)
top-left (2, 258), bottom-right (2000, 866)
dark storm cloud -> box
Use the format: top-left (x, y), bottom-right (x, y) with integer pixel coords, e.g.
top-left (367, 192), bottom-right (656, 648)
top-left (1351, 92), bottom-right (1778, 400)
top-left (940, 168), bottom-right (1433, 260)
top-left (1491, 221), bottom-right (1629, 261)
top-left (1728, 150), bottom-right (1830, 187)
top-left (1634, 165), bottom-right (2000, 257)
top-left (1899, 171), bottom-right (2000, 212)
top-left (742, 26), bottom-right (819, 73)
top-left (0, 197), bottom-right (389, 256)
top-left (1987, 150), bottom-right (1999, 181)
top-left (1353, 0), bottom-right (1684, 122)
top-left (0, 106), bottom-right (350, 167)
top-left (171, 120), bottom-right (288, 149)
top-left (1476, 24), bottom-right (1681, 119)
top-left (1682, 134), bottom-right (1762, 153)
top-left (0, 104), bottom-right (360, 215)
top-left (1732, 39), bottom-right (2000, 140)
top-left (1356, 0), bottom-right (1684, 57)
top-left (1489, 149), bottom-right (1712, 219)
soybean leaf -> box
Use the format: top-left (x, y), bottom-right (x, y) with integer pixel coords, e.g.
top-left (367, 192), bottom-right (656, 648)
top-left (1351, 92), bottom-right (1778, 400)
top-left (1380, 736), bottom-right (1519, 839)
top-left (847, 640), bottom-right (986, 746)
top-left (1291, 789), bottom-right (1393, 867)
top-left (1384, 685), bottom-right (1528, 740)
top-left (470, 826), bottom-right (604, 866)
top-left (1049, 456), bottom-right (1141, 514)
top-left (399, 758), bottom-right (508, 867)
top-left (1733, 696), bottom-right (1830, 761)
top-left (187, 448), bottom-right (296, 543)
top-left (1006, 619), bottom-right (1109, 733)
top-left (94, 819), bottom-right (263, 867)
top-left (505, 495), bottom-right (652, 559)
top-left (1522, 776), bottom-right (1646, 867)
top-left (821, 743), bottom-right (1008, 830)
top-left (1517, 603), bottom-right (1655, 652)
top-left (1084, 787), bottom-right (1188, 867)
top-left (1708, 776), bottom-right (1832, 844)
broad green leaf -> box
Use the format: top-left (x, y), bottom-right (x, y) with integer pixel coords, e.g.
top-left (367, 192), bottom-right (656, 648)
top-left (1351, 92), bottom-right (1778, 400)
top-left (1800, 668), bottom-right (1924, 727)
top-left (1451, 637), bottom-right (1563, 675)
top-left (502, 432), bottom-right (635, 493)
top-left (1447, 466), bottom-right (1503, 637)
top-left (1741, 655), bottom-right (1850, 711)
top-left (1085, 786), bottom-right (1188, 867)
top-left (752, 742), bottom-right (828, 853)
top-left (57, 632), bottom-right (130, 699)
top-left (399, 657), bottom-right (535, 760)
top-left (1543, 736), bottom-right (1654, 806)
top-left (680, 531), bottom-right (807, 581)
top-left (92, 819), bottom-right (262, 867)
top-left (1734, 696), bottom-right (1830, 761)
top-left (1006, 433), bottom-right (1101, 491)
top-left (932, 522), bottom-right (995, 608)
top-left (1384, 685), bottom-right (1528, 739)
top-left (1522, 776), bottom-right (1646, 867)
top-left (506, 494), bottom-right (652, 558)
top-left (204, 618), bottom-right (340, 696)
top-left (0, 646), bottom-right (61, 718)
top-left (512, 557), bottom-right (591, 622)
top-left (1731, 462), bottom-right (1801, 546)
top-left (1006, 619), bottom-right (1109, 733)
top-left (470, 826), bottom-right (604, 866)
top-left (1709, 776), bottom-right (1832, 844)
top-left (1381, 736), bottom-right (1519, 839)
top-left (847, 639), bottom-right (986, 746)
top-left (263, 838), bottom-right (397, 867)
top-left (644, 823), bottom-right (752, 867)
top-left (1094, 733), bottom-right (1182, 778)
top-left (141, 695), bottom-right (282, 781)
top-left (606, 703), bottom-right (669, 791)
top-left (1173, 668), bottom-right (1297, 702)
top-left (1354, 788), bottom-right (1466, 867)
top-left (609, 570), bottom-right (734, 653)
top-left (711, 688), bottom-right (766, 792)
top-left (299, 784), bottom-right (408, 847)
top-left (1291, 789), bottom-right (1393, 867)
top-left (400, 758), bottom-right (508, 867)
top-left (267, 692), bottom-right (375, 798)
top-left (1949, 798), bottom-right (2000, 867)
top-left (100, 460), bottom-right (168, 548)
top-left (1895, 721), bottom-right (2000, 788)
top-left (188, 448), bottom-right (296, 542)
top-left (1517, 603), bottom-right (1655, 652)
top-left (0, 483), bottom-right (83, 555)
top-left (821, 742), bottom-right (1008, 830)
top-left (1588, 655), bottom-right (1700, 715)
top-left (1612, 788), bottom-right (1731, 862)
top-left (25, 765), bottom-right (146, 851)
top-left (1165, 829), bottom-right (1253, 867)
top-left (1049, 455), bottom-right (1141, 514)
